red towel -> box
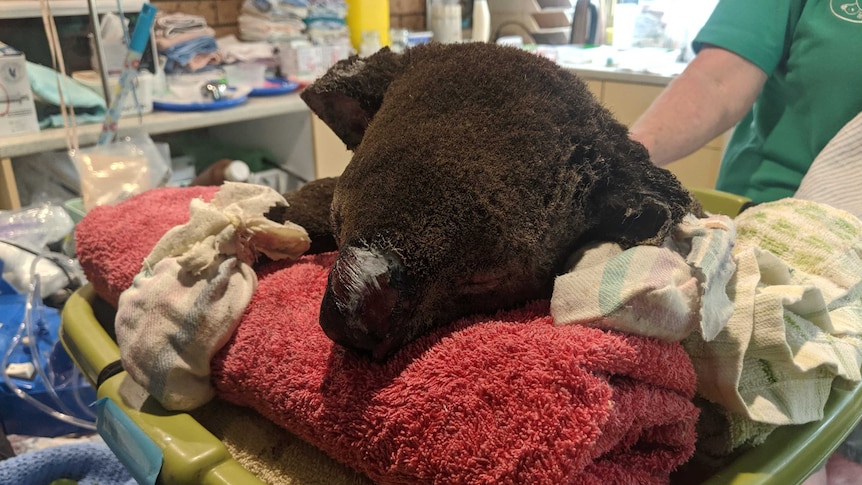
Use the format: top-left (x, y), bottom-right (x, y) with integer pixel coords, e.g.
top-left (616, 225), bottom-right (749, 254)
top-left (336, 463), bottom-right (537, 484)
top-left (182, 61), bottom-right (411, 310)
top-left (75, 186), bottom-right (219, 307)
top-left (76, 186), bottom-right (699, 484)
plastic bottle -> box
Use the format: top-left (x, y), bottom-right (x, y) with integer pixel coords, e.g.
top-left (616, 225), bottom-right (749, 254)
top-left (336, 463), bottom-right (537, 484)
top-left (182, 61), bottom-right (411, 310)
top-left (345, 0), bottom-right (390, 52)
top-left (430, 0), bottom-right (462, 44)
top-left (191, 159), bottom-right (251, 186)
top-left (471, 0), bottom-right (491, 43)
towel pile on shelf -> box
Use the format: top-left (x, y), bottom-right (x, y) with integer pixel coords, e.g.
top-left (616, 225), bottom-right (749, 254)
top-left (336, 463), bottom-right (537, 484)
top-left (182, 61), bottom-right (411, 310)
top-left (154, 12), bottom-right (222, 73)
top-left (305, 0), bottom-right (350, 46)
top-left (239, 0), bottom-right (308, 42)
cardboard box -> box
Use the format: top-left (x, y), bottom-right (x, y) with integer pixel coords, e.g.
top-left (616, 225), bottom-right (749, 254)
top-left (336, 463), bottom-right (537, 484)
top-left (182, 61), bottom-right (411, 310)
top-left (0, 43), bottom-right (40, 137)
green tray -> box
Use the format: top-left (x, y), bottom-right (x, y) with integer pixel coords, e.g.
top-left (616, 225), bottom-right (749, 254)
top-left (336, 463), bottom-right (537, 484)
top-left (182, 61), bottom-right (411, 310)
top-left (61, 284), bottom-right (862, 484)
top-left (60, 285), bottom-right (264, 485)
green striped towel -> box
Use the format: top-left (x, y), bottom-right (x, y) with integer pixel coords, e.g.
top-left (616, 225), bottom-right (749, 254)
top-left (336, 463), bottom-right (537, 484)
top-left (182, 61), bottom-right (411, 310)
top-left (552, 198), bottom-right (862, 437)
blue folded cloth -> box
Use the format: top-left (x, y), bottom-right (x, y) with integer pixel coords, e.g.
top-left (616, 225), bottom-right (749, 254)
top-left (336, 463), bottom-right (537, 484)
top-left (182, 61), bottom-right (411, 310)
top-left (0, 442), bottom-right (135, 485)
top-left (163, 36), bottom-right (220, 74)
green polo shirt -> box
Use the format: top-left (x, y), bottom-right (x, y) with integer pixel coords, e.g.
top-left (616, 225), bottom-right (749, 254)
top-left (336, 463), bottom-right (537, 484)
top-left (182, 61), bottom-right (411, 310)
top-left (693, 0), bottom-right (862, 203)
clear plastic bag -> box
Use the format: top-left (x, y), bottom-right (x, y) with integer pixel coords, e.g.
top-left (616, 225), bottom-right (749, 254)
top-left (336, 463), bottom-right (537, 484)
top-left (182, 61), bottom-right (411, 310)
top-left (70, 131), bottom-right (171, 211)
top-left (0, 202), bottom-right (74, 249)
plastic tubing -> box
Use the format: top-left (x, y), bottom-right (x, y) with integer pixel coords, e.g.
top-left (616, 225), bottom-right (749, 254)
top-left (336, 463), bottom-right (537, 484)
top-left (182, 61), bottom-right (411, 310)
top-left (2, 320), bottom-right (97, 431)
top-left (0, 255), bottom-right (97, 431)
top-left (26, 255), bottom-right (97, 421)
top-left (24, 274), bottom-right (77, 416)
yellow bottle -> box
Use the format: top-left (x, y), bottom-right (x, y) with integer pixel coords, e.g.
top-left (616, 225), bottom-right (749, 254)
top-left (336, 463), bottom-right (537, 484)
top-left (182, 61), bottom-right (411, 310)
top-left (345, 0), bottom-right (391, 52)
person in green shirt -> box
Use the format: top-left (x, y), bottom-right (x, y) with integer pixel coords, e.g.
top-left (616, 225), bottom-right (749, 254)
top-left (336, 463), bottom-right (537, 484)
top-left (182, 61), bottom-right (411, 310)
top-left (630, 1), bottom-right (862, 484)
top-left (629, 0), bottom-right (862, 204)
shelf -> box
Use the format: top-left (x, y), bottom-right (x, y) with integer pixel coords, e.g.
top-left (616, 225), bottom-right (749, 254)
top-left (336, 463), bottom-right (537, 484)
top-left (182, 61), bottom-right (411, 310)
top-left (0, 93), bottom-right (310, 159)
top-left (0, 0), bottom-right (148, 19)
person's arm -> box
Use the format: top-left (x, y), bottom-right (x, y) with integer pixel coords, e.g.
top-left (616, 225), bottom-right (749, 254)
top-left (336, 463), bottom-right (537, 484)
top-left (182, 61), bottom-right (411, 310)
top-left (628, 45), bottom-right (768, 167)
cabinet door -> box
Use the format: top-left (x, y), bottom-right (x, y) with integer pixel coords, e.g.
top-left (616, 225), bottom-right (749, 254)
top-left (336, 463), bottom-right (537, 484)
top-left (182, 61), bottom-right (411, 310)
top-left (312, 114), bottom-right (353, 179)
top-left (584, 80), bottom-right (603, 100)
top-left (600, 81), bottom-right (725, 189)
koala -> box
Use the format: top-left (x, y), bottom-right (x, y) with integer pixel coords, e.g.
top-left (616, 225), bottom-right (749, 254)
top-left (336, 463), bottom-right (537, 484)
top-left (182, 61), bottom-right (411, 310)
top-left (286, 42), bottom-right (699, 360)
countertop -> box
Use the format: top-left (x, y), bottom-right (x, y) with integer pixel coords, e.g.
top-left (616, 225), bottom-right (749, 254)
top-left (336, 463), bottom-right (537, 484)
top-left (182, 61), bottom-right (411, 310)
top-left (547, 45), bottom-right (686, 87)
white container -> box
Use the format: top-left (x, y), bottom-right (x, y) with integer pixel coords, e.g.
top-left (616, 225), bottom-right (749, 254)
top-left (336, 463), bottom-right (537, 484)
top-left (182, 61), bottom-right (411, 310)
top-left (72, 69), bottom-right (154, 116)
top-left (430, 0), bottom-right (462, 44)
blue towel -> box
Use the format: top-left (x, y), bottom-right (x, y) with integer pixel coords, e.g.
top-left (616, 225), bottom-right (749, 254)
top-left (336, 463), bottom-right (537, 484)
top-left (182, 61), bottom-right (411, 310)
top-left (0, 442), bottom-right (135, 485)
top-left (26, 62), bottom-right (108, 128)
top-left (163, 36), bottom-right (219, 74)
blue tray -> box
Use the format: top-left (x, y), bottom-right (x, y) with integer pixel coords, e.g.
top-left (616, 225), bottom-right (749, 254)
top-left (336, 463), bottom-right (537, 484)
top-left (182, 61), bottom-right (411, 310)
top-left (250, 78), bottom-right (300, 97)
top-left (153, 93), bottom-right (249, 112)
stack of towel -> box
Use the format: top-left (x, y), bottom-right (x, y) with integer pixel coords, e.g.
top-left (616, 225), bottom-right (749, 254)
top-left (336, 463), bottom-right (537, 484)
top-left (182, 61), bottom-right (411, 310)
top-left (75, 185), bottom-right (700, 484)
top-left (305, 0), bottom-right (350, 46)
top-left (155, 12), bottom-right (222, 73)
top-left (239, 0), bottom-right (308, 42)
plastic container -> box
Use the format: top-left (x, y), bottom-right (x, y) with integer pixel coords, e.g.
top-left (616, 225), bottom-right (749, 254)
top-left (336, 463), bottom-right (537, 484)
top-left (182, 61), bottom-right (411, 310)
top-left (222, 62), bottom-right (267, 89)
top-left (430, 0), bottom-right (462, 44)
top-left (345, 0), bottom-right (390, 52)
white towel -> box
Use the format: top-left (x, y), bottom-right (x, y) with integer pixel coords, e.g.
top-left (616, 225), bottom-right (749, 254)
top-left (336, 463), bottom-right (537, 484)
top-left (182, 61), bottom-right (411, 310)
top-left (551, 213), bottom-right (736, 342)
top-left (795, 112), bottom-right (862, 218)
top-left (116, 182), bottom-right (310, 410)
top-left (552, 199), bottom-right (862, 430)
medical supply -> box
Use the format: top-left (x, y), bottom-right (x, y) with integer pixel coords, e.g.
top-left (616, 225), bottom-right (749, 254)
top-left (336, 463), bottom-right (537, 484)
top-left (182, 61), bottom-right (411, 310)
top-left (191, 159), bottom-right (251, 186)
top-left (0, 43), bottom-right (39, 137)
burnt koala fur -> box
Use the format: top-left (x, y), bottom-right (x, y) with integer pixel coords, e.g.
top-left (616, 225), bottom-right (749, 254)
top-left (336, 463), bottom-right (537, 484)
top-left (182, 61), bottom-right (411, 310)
top-left (281, 42), bottom-right (699, 360)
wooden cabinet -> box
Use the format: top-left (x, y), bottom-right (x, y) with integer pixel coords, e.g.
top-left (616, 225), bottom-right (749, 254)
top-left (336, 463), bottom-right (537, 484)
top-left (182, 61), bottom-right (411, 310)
top-left (593, 80), bottom-right (725, 189)
top-left (311, 115), bottom-right (352, 179)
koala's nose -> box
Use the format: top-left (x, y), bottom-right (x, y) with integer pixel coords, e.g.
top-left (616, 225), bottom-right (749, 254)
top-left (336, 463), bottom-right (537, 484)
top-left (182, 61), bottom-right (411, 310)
top-left (319, 245), bottom-right (410, 360)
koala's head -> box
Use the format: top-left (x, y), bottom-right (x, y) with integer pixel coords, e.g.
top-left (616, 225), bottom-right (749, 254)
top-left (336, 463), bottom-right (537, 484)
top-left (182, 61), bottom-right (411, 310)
top-left (300, 43), bottom-right (697, 360)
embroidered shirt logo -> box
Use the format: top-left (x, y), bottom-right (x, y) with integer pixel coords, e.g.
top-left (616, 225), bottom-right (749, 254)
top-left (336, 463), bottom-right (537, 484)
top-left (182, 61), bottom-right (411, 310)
top-left (832, 0), bottom-right (862, 22)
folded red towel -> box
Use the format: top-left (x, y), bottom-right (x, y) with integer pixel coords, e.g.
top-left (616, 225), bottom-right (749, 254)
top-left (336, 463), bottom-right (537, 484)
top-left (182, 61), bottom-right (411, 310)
top-left (76, 186), bottom-right (699, 484)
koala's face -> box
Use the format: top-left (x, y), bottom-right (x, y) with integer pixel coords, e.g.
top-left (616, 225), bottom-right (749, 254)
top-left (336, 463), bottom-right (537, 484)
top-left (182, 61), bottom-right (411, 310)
top-left (320, 133), bottom-right (574, 360)
top-left (302, 43), bottom-right (696, 360)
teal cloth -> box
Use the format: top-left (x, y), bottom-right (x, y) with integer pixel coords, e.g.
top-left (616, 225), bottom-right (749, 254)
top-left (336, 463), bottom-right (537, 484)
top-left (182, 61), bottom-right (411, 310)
top-left (26, 61), bottom-right (107, 128)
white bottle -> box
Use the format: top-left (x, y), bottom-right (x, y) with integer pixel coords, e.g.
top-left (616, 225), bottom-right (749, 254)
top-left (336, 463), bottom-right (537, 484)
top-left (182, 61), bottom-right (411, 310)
top-left (472, 0), bottom-right (491, 43)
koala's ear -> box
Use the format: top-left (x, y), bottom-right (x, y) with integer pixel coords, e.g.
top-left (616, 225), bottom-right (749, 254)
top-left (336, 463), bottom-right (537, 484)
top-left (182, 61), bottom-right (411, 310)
top-left (300, 47), bottom-right (403, 150)
top-left (589, 162), bottom-right (697, 248)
